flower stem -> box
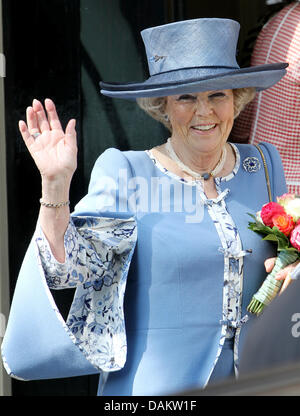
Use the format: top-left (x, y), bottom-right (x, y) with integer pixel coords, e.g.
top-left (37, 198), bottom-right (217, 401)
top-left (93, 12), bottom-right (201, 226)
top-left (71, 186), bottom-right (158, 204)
top-left (247, 250), bottom-right (299, 315)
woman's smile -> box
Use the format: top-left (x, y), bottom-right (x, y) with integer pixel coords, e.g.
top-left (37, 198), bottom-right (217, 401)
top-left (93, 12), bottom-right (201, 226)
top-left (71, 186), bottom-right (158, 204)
top-left (191, 123), bottom-right (218, 134)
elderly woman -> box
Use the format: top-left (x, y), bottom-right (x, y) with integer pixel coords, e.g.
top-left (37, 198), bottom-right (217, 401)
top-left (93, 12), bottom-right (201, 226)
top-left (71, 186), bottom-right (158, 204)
top-left (2, 18), bottom-right (299, 396)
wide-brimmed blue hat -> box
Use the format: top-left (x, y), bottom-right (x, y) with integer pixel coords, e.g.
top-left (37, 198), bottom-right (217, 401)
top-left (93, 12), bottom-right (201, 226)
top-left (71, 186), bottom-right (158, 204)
top-left (100, 18), bottom-right (288, 99)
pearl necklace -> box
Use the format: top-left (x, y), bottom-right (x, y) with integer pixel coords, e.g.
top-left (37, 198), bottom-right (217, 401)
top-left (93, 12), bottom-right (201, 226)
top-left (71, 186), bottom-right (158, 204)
top-left (165, 138), bottom-right (227, 181)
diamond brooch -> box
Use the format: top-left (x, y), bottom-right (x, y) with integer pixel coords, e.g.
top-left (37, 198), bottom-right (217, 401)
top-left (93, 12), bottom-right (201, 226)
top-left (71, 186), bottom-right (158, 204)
top-left (242, 157), bottom-right (261, 173)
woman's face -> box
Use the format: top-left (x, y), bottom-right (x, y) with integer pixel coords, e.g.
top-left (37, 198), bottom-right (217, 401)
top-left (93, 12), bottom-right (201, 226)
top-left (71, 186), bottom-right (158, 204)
top-left (165, 89), bottom-right (234, 153)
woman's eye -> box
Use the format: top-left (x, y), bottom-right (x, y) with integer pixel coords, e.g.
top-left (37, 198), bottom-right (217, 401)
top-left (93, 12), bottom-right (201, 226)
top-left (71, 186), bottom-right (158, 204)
top-left (177, 94), bottom-right (196, 101)
top-left (209, 92), bottom-right (226, 99)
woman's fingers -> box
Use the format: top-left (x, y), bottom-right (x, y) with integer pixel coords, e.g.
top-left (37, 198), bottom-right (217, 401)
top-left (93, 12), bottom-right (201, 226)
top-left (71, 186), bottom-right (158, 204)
top-left (19, 120), bottom-right (35, 148)
top-left (279, 273), bottom-right (292, 295)
top-left (264, 257), bottom-right (276, 273)
top-left (21, 98), bottom-right (76, 153)
top-left (276, 261), bottom-right (299, 281)
top-left (26, 98), bottom-right (64, 135)
top-left (32, 99), bottom-right (50, 132)
top-left (65, 118), bottom-right (76, 135)
top-left (44, 98), bottom-right (63, 131)
top-left (276, 261), bottom-right (300, 295)
top-left (263, 256), bottom-right (296, 295)
top-left (64, 119), bottom-right (77, 152)
top-left (26, 106), bottom-right (39, 135)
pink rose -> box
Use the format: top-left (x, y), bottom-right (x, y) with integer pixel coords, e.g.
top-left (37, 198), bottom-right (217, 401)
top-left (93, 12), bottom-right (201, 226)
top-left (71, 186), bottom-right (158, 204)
top-left (290, 224), bottom-right (300, 251)
top-left (261, 202), bottom-right (285, 227)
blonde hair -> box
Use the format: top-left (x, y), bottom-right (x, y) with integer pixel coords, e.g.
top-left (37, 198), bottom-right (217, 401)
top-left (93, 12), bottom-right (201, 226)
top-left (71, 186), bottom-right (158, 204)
top-left (137, 87), bottom-right (256, 131)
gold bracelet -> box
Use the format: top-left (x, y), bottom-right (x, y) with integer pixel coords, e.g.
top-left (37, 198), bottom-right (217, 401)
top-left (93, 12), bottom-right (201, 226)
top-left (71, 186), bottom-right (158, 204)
top-left (40, 198), bottom-right (70, 208)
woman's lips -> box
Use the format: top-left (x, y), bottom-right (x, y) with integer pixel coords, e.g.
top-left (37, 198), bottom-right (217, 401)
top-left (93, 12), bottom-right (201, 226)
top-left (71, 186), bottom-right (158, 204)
top-left (191, 124), bottom-right (217, 133)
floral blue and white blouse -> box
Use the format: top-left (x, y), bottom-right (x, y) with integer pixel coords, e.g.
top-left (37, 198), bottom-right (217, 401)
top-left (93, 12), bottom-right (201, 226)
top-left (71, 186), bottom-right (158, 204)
top-left (36, 216), bottom-right (137, 371)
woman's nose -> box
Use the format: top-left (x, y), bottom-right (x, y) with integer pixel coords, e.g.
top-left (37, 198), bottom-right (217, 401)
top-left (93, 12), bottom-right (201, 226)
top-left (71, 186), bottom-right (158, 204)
top-left (194, 98), bottom-right (213, 116)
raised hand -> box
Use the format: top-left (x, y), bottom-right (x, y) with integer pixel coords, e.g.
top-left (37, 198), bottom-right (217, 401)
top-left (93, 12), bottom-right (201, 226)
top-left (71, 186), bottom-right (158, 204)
top-left (19, 98), bottom-right (77, 183)
top-left (19, 98), bottom-right (78, 261)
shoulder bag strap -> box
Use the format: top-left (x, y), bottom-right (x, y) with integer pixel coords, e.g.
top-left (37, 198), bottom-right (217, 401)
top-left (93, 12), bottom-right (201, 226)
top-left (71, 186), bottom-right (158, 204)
top-left (254, 144), bottom-right (273, 202)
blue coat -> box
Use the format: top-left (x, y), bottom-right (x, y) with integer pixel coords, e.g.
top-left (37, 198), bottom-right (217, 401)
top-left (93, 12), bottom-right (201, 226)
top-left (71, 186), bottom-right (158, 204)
top-left (1, 142), bottom-right (287, 395)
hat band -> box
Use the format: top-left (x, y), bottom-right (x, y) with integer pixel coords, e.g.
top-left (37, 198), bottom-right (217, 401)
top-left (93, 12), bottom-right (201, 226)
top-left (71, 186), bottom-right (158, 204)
top-left (150, 65), bottom-right (239, 77)
top-left (101, 66), bottom-right (241, 92)
top-left (100, 66), bottom-right (258, 92)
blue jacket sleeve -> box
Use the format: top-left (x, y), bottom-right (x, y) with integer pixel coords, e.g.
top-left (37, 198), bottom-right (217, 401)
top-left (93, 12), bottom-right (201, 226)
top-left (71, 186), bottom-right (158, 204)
top-left (73, 147), bottom-right (136, 218)
top-left (1, 148), bottom-right (137, 380)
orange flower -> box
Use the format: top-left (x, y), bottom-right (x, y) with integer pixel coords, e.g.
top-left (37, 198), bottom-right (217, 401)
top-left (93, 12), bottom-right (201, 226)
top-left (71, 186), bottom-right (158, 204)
top-left (272, 213), bottom-right (295, 236)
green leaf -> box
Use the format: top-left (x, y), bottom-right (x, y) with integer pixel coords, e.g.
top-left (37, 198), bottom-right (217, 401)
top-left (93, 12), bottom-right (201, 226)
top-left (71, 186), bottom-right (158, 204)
top-left (262, 234), bottom-right (280, 242)
top-left (248, 213), bottom-right (291, 251)
top-left (247, 213), bottom-right (257, 221)
top-left (248, 222), bottom-right (275, 235)
top-left (278, 247), bottom-right (299, 255)
top-left (262, 234), bottom-right (289, 250)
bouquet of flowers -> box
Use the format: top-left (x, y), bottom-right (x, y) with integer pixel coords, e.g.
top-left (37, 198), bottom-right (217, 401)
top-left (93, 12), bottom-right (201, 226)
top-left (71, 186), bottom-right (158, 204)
top-left (247, 193), bottom-right (300, 315)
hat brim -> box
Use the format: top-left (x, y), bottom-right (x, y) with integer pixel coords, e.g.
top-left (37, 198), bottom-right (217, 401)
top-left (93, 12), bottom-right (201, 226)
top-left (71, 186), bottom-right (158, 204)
top-left (100, 63), bottom-right (288, 99)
